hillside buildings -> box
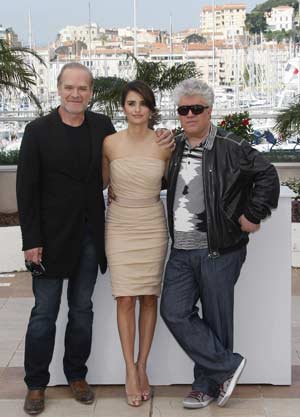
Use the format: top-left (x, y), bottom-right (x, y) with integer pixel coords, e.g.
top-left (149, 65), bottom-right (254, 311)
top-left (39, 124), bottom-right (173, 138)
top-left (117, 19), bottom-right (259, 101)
top-left (1, 2), bottom-right (298, 112)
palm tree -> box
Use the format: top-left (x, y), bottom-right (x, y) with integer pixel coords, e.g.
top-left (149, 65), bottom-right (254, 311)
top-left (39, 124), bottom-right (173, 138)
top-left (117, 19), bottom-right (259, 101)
top-left (274, 97), bottom-right (300, 139)
top-left (90, 76), bottom-right (127, 117)
top-left (91, 55), bottom-right (199, 117)
top-left (131, 55), bottom-right (199, 97)
top-left (0, 40), bottom-right (45, 112)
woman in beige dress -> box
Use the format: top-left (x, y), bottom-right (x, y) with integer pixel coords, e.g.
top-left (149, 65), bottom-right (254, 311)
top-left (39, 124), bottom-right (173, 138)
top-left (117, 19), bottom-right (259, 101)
top-left (102, 80), bottom-right (171, 407)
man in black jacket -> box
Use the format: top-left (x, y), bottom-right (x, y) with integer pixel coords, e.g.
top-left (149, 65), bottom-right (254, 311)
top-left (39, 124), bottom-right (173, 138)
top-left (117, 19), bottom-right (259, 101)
top-left (18, 63), bottom-right (111, 415)
top-left (160, 78), bottom-right (280, 409)
top-left (17, 63), bottom-right (173, 415)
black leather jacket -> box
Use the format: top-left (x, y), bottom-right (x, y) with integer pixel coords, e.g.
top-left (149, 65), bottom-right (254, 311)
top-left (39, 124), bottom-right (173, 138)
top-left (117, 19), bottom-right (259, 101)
top-left (167, 126), bottom-right (280, 257)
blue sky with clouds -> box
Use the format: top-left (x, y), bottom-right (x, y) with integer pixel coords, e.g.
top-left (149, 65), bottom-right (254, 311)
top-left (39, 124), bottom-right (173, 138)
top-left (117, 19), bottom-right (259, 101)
top-left (2, 0), bottom-right (264, 46)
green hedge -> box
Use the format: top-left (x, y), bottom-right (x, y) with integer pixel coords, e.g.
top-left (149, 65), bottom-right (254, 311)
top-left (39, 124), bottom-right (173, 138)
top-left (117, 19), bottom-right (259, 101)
top-left (0, 150), bottom-right (19, 165)
top-left (262, 150), bottom-right (300, 163)
top-left (1, 148), bottom-right (300, 165)
top-left (281, 178), bottom-right (300, 199)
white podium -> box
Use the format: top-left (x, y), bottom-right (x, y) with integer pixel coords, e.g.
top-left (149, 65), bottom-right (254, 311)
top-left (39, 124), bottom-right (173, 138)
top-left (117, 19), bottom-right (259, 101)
top-left (49, 186), bottom-right (293, 386)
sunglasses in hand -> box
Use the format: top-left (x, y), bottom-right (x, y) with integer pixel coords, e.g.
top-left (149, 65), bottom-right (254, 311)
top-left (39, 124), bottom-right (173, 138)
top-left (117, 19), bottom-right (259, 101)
top-left (25, 260), bottom-right (46, 277)
top-left (177, 104), bottom-right (209, 116)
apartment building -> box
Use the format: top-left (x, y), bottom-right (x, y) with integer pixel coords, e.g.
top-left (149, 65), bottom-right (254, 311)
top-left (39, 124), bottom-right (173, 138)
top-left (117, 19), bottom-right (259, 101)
top-left (200, 3), bottom-right (246, 39)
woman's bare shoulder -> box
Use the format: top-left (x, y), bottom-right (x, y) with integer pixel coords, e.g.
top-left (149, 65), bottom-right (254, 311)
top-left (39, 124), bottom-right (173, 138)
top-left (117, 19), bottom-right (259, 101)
top-left (104, 130), bottom-right (123, 142)
top-left (103, 130), bottom-right (125, 148)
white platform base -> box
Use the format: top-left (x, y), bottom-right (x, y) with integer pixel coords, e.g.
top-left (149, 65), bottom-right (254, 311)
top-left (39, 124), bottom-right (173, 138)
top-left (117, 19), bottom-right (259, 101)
top-left (48, 187), bottom-right (293, 386)
top-left (0, 226), bottom-right (25, 272)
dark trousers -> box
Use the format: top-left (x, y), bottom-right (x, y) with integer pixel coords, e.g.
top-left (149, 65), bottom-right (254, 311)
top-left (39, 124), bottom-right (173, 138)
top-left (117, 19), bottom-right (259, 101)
top-left (24, 228), bottom-right (99, 389)
top-left (160, 246), bottom-right (247, 398)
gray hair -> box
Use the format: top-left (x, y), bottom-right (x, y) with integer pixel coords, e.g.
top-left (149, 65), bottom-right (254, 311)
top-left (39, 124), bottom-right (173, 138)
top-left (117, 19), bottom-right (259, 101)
top-left (57, 62), bottom-right (94, 88)
top-left (173, 78), bottom-right (214, 107)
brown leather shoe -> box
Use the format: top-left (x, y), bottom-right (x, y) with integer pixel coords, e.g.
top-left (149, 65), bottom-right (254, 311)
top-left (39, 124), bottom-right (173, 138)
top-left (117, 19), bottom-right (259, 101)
top-left (24, 389), bottom-right (45, 415)
top-left (69, 379), bottom-right (94, 404)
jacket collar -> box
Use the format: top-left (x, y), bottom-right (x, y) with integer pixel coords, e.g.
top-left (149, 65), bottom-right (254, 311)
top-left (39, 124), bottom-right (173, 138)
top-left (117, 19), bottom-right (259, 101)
top-left (205, 123), bottom-right (217, 150)
top-left (177, 123), bottom-right (217, 151)
top-left (85, 110), bottom-right (103, 180)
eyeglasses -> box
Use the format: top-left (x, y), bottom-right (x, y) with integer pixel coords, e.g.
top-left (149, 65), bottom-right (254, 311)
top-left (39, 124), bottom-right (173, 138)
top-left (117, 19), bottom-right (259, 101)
top-left (177, 104), bottom-right (209, 116)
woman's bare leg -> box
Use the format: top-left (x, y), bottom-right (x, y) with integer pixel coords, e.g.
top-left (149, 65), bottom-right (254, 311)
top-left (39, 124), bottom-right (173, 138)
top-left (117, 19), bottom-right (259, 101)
top-left (116, 296), bottom-right (141, 406)
top-left (137, 295), bottom-right (157, 400)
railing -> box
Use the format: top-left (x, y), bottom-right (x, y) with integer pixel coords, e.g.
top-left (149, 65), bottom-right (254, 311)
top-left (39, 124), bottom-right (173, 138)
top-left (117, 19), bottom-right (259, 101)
top-left (0, 108), bottom-right (282, 124)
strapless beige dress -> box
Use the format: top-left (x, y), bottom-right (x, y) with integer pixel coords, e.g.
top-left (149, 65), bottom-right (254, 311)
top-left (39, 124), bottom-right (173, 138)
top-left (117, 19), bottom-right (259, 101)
top-left (105, 157), bottom-right (168, 297)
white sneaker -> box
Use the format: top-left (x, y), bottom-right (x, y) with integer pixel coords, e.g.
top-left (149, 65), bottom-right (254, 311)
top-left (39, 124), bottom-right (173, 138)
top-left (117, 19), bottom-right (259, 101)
top-left (182, 391), bottom-right (215, 409)
top-left (217, 357), bottom-right (247, 407)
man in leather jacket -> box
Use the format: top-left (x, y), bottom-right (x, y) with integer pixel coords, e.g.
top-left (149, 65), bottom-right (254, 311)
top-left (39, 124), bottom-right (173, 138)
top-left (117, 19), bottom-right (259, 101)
top-left (160, 78), bottom-right (280, 409)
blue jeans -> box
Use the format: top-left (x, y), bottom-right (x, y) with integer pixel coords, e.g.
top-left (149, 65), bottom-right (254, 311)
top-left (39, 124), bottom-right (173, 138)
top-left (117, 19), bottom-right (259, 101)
top-left (160, 246), bottom-right (246, 398)
top-left (24, 227), bottom-right (99, 389)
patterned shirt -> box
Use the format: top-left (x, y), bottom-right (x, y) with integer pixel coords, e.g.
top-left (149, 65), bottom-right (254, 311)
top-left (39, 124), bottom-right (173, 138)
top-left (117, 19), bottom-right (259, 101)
top-left (173, 125), bottom-right (217, 250)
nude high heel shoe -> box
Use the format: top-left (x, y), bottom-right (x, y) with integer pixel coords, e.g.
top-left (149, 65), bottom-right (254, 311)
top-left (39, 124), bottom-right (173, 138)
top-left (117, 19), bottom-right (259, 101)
top-left (125, 366), bottom-right (142, 407)
top-left (136, 362), bottom-right (152, 401)
top-left (125, 389), bottom-right (142, 407)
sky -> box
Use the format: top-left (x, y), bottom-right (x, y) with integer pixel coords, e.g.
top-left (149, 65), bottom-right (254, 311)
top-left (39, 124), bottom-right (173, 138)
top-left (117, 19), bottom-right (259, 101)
top-left (2, 0), bottom-right (264, 47)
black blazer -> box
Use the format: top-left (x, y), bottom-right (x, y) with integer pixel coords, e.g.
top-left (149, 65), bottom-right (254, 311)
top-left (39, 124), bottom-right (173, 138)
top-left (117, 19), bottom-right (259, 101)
top-left (16, 109), bottom-right (115, 278)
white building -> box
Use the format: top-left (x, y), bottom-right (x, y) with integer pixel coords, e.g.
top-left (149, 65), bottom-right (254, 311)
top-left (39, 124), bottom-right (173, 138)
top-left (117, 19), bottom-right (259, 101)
top-left (200, 4), bottom-right (246, 40)
top-left (265, 6), bottom-right (294, 31)
top-left (57, 23), bottom-right (103, 45)
top-left (56, 24), bottom-right (167, 51)
top-left (14, 33), bottom-right (291, 113)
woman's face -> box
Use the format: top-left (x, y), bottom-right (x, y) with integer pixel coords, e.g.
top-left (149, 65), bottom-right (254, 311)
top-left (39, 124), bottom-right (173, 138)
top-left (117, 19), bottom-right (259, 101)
top-left (123, 90), bottom-right (152, 126)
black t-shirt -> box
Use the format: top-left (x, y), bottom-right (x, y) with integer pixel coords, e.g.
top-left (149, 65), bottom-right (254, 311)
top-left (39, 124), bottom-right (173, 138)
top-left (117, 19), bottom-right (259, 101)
top-left (62, 118), bottom-right (91, 180)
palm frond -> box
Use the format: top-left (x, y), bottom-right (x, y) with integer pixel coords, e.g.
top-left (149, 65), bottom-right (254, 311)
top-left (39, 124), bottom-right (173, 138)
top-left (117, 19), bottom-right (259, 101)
top-left (158, 62), bottom-right (199, 91)
top-left (128, 54), bottom-right (199, 92)
top-left (1, 79), bottom-right (42, 113)
top-left (90, 56), bottom-right (201, 117)
top-left (0, 40), bottom-right (45, 111)
top-left (90, 76), bottom-right (127, 117)
top-left (274, 98), bottom-right (300, 138)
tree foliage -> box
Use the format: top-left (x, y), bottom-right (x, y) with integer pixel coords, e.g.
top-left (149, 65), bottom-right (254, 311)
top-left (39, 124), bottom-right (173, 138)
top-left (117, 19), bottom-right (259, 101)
top-left (253, 0), bottom-right (297, 12)
top-left (274, 98), bottom-right (300, 137)
top-left (131, 55), bottom-right (199, 92)
top-left (90, 76), bottom-right (127, 116)
top-left (0, 40), bottom-right (45, 111)
top-left (90, 55), bottom-right (199, 117)
top-left (264, 29), bottom-right (293, 42)
top-left (245, 13), bottom-right (268, 34)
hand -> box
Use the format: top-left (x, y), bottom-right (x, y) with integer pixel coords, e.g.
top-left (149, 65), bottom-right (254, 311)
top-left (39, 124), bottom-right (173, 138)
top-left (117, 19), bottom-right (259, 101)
top-left (24, 247), bottom-right (43, 264)
top-left (238, 215), bottom-right (260, 233)
top-left (155, 128), bottom-right (176, 151)
top-left (107, 184), bottom-right (116, 206)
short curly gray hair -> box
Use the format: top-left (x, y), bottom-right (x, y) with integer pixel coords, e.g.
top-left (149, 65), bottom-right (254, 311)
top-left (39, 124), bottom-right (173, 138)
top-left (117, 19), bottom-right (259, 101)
top-left (174, 78), bottom-right (214, 107)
